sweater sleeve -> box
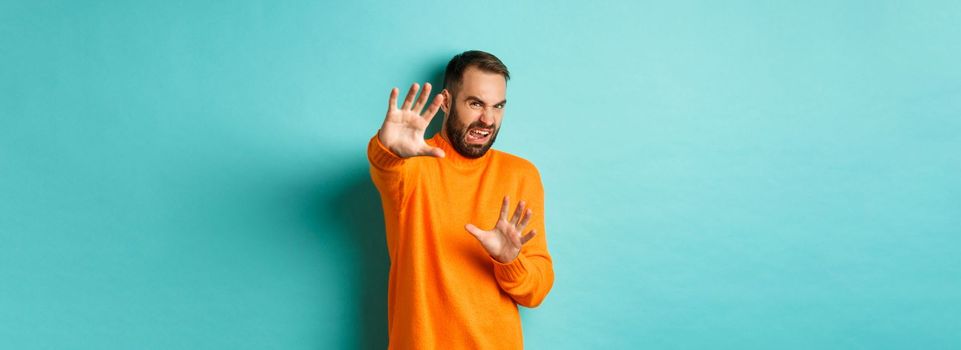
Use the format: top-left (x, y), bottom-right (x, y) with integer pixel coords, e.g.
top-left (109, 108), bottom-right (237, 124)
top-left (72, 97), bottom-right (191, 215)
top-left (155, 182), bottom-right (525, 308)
top-left (367, 132), bottom-right (411, 203)
top-left (492, 166), bottom-right (555, 308)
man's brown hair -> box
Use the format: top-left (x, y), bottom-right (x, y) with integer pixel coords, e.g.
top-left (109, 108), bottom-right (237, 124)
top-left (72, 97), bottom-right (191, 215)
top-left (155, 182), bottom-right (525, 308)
top-left (443, 50), bottom-right (510, 94)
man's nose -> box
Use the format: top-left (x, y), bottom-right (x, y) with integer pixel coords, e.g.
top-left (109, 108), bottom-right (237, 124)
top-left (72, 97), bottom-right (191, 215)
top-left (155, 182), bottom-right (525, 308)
top-left (479, 108), bottom-right (495, 125)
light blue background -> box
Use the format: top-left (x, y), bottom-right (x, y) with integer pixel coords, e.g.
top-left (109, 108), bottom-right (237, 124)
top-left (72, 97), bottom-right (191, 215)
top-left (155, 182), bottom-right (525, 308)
top-left (2, 1), bottom-right (959, 349)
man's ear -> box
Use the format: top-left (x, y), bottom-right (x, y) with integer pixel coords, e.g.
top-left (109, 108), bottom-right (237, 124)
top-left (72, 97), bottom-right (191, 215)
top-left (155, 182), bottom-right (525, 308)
top-left (440, 89), bottom-right (451, 114)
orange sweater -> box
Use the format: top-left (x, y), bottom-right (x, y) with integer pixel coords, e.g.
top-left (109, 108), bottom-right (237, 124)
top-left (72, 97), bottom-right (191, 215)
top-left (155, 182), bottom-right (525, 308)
top-left (367, 131), bottom-right (555, 349)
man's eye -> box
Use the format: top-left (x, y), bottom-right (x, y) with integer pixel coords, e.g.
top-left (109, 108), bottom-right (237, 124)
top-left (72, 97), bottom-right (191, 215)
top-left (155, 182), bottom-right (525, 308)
top-left (470, 102), bottom-right (483, 108)
top-left (494, 104), bottom-right (505, 109)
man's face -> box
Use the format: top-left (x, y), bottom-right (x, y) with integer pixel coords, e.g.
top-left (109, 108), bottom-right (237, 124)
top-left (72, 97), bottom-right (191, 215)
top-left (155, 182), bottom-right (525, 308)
top-left (442, 66), bottom-right (507, 158)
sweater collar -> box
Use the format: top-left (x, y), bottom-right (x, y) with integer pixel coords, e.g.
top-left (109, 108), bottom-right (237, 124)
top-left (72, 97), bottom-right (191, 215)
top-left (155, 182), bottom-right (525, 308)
top-left (429, 131), bottom-right (492, 167)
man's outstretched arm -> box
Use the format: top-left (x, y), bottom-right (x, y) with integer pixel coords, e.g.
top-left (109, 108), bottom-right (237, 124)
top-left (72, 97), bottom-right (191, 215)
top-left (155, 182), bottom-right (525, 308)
top-left (368, 82), bottom-right (446, 200)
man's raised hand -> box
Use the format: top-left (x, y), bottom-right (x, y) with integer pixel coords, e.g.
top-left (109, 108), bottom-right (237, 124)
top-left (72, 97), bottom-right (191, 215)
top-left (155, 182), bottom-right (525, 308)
top-left (465, 196), bottom-right (537, 264)
top-left (378, 82), bottom-right (446, 158)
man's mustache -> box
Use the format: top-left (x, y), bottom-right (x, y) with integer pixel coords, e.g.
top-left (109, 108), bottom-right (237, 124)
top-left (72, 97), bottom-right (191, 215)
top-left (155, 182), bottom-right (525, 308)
top-left (467, 121), bottom-right (496, 131)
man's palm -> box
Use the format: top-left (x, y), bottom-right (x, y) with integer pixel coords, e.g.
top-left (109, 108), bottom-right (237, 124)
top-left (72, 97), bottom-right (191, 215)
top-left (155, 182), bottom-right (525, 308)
top-left (465, 196), bottom-right (537, 263)
top-left (379, 82), bottom-right (446, 158)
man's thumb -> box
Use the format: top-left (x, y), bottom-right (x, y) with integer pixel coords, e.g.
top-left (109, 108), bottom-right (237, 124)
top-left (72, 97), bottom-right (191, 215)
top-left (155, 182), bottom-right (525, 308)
top-left (464, 224), bottom-right (484, 239)
top-left (430, 147), bottom-right (445, 158)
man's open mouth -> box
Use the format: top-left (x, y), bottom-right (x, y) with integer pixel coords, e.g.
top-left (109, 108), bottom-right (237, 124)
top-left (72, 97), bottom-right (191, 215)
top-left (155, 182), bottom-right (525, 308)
top-left (466, 128), bottom-right (491, 144)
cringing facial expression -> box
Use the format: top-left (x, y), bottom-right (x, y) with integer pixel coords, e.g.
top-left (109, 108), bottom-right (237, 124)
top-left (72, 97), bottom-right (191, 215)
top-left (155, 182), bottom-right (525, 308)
top-left (442, 66), bottom-right (507, 158)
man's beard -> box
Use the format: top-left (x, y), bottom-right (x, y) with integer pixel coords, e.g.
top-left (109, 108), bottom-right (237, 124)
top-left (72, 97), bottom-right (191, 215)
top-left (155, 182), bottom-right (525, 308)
top-left (445, 108), bottom-right (499, 159)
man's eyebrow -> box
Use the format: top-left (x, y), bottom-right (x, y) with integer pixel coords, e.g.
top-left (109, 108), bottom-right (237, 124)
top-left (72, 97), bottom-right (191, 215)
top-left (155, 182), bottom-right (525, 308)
top-left (466, 96), bottom-right (508, 105)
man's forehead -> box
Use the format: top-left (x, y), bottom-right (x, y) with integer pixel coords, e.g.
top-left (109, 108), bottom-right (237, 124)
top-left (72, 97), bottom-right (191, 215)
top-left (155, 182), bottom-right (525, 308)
top-left (458, 67), bottom-right (506, 101)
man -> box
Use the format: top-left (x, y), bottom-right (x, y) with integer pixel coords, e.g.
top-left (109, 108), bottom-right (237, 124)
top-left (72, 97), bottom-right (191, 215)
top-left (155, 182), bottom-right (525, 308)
top-left (367, 50), bottom-right (554, 349)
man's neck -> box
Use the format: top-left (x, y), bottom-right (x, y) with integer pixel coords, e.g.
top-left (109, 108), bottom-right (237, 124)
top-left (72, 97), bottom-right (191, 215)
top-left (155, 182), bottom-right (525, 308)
top-left (439, 123), bottom-right (451, 144)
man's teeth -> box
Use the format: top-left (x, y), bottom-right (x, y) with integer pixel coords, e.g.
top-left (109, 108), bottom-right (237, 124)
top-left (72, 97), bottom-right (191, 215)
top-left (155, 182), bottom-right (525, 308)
top-left (469, 129), bottom-right (490, 137)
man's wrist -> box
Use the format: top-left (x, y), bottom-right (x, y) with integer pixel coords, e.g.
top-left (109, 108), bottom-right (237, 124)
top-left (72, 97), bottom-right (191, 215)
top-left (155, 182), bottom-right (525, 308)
top-left (494, 250), bottom-right (520, 264)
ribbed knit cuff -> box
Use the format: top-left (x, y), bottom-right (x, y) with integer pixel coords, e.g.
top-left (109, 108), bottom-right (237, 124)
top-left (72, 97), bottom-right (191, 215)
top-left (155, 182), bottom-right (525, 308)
top-left (368, 133), bottom-right (405, 168)
top-left (493, 253), bottom-right (529, 283)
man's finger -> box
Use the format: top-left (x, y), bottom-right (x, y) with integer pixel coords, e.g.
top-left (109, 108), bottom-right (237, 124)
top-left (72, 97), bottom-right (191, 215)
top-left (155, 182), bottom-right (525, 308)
top-left (464, 223), bottom-right (485, 240)
top-left (412, 82), bottom-right (432, 113)
top-left (511, 201), bottom-right (526, 225)
top-left (498, 196), bottom-right (510, 222)
top-left (422, 93), bottom-right (445, 122)
top-left (520, 230), bottom-right (536, 245)
top-left (387, 87), bottom-right (398, 111)
top-left (401, 83), bottom-right (419, 110)
top-left (517, 209), bottom-right (534, 229)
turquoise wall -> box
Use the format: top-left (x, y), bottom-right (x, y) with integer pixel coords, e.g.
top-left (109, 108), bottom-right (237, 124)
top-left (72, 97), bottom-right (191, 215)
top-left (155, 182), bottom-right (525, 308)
top-left (2, 1), bottom-right (959, 349)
